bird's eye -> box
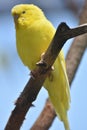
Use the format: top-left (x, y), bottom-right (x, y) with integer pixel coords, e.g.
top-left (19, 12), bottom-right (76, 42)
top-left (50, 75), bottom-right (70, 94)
top-left (22, 11), bottom-right (26, 14)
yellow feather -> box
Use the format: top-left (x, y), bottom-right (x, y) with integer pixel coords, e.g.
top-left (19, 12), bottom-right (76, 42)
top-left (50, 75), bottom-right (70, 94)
top-left (12, 4), bottom-right (71, 130)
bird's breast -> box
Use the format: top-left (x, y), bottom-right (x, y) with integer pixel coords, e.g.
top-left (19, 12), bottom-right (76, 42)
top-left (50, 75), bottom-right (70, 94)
top-left (16, 28), bottom-right (50, 70)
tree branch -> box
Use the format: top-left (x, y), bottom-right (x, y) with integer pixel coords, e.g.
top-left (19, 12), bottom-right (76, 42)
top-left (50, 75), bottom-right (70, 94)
top-left (5, 22), bottom-right (87, 130)
top-left (31, 1), bottom-right (87, 129)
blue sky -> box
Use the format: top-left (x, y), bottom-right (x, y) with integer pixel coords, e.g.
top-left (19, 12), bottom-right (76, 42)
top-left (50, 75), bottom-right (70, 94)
top-left (0, 1), bottom-right (87, 130)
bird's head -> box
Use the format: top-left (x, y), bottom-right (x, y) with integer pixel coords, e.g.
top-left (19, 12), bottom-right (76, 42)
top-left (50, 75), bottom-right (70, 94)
top-left (12, 4), bottom-right (45, 29)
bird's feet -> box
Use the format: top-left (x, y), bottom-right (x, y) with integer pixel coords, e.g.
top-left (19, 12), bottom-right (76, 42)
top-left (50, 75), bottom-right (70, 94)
top-left (36, 52), bottom-right (54, 70)
top-left (30, 52), bottom-right (54, 79)
top-left (36, 53), bottom-right (47, 67)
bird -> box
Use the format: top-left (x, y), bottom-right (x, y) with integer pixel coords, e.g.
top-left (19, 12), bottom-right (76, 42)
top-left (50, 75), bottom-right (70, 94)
top-left (12, 4), bottom-right (70, 130)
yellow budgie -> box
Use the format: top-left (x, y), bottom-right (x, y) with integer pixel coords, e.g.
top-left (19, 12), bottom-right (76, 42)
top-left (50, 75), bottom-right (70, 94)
top-left (12, 4), bottom-right (70, 130)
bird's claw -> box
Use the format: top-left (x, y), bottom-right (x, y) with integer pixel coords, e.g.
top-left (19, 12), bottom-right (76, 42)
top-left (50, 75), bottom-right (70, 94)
top-left (36, 52), bottom-right (47, 67)
top-left (36, 60), bottom-right (47, 67)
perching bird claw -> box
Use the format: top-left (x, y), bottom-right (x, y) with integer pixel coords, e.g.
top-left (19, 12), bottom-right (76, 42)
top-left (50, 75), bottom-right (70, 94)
top-left (36, 52), bottom-right (47, 67)
top-left (36, 60), bottom-right (47, 67)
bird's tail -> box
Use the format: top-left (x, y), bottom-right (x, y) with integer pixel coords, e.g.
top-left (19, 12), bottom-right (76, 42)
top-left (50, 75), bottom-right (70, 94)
top-left (62, 115), bottom-right (70, 130)
top-left (56, 111), bottom-right (70, 130)
top-left (55, 103), bottom-right (70, 130)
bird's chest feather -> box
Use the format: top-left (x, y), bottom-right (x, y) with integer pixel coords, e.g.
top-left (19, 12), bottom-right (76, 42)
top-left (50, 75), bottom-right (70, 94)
top-left (16, 27), bottom-right (51, 69)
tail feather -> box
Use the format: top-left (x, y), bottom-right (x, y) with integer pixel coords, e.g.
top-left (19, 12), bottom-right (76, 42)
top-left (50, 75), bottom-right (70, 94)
top-left (56, 110), bottom-right (70, 130)
top-left (51, 99), bottom-right (70, 130)
top-left (47, 91), bottom-right (70, 130)
top-left (56, 103), bottom-right (70, 130)
top-left (62, 115), bottom-right (70, 130)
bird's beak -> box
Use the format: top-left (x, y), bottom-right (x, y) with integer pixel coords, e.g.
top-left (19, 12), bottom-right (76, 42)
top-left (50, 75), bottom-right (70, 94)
top-left (13, 13), bottom-right (19, 20)
top-left (12, 13), bottom-right (20, 23)
top-left (11, 8), bottom-right (20, 22)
